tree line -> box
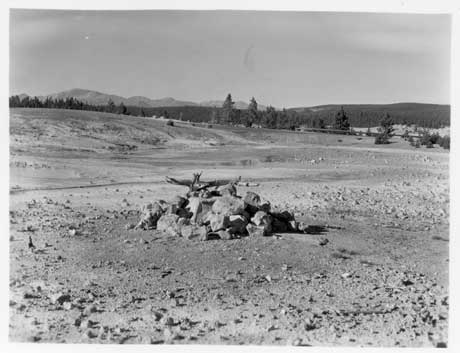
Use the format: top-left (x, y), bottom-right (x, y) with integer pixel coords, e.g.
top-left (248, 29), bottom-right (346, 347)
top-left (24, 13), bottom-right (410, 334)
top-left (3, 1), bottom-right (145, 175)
top-left (9, 95), bottom-right (130, 115)
top-left (10, 93), bottom-right (449, 130)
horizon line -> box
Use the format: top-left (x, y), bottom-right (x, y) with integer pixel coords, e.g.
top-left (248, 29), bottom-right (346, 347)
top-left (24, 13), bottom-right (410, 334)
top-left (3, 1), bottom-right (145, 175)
top-left (9, 87), bottom-right (451, 108)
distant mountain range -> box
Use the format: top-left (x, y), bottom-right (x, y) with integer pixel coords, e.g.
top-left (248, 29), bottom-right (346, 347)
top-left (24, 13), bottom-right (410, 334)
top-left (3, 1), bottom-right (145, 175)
top-left (15, 89), bottom-right (448, 120)
top-left (16, 88), bottom-right (267, 109)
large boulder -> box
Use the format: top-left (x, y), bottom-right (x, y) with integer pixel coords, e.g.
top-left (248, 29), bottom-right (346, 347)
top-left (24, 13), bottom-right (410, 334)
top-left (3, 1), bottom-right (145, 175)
top-left (272, 217), bottom-right (288, 232)
top-left (218, 183), bottom-right (237, 197)
top-left (209, 213), bottom-right (230, 232)
top-left (195, 199), bottom-right (214, 224)
top-left (157, 214), bottom-right (181, 236)
top-left (211, 196), bottom-right (245, 217)
top-left (243, 191), bottom-right (271, 214)
top-left (135, 202), bottom-right (164, 229)
top-left (270, 210), bottom-right (295, 222)
top-left (251, 211), bottom-right (272, 227)
top-left (228, 215), bottom-right (248, 234)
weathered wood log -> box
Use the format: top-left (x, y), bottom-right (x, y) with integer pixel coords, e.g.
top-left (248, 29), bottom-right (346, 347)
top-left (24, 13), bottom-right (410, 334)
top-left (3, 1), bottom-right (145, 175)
top-left (165, 173), bottom-right (241, 192)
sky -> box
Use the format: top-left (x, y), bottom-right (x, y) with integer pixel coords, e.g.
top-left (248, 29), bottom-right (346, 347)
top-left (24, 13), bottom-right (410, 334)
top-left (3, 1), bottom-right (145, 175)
top-left (9, 9), bottom-right (451, 107)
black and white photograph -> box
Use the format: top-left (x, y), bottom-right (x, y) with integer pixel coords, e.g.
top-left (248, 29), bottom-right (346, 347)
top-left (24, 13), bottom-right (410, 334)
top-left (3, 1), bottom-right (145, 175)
top-left (6, 1), bottom-right (456, 348)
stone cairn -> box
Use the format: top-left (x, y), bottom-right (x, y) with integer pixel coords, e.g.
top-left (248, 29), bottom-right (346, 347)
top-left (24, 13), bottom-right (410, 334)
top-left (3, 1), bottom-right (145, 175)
top-left (135, 172), bottom-right (304, 240)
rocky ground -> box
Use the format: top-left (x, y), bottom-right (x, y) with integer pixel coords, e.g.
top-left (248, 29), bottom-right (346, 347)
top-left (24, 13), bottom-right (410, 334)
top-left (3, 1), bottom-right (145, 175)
top-left (8, 108), bottom-right (449, 346)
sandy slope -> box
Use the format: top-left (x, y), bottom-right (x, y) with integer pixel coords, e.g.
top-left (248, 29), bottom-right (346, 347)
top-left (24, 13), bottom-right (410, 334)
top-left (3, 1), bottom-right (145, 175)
top-left (9, 108), bottom-right (449, 346)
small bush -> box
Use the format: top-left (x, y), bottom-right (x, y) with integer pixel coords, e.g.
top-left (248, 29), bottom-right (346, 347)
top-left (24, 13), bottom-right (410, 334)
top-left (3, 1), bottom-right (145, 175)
top-left (207, 124), bottom-right (213, 128)
top-left (420, 130), bottom-right (432, 146)
top-left (426, 140), bottom-right (434, 148)
top-left (439, 135), bottom-right (450, 150)
top-left (374, 132), bottom-right (390, 144)
top-left (166, 120), bottom-right (174, 127)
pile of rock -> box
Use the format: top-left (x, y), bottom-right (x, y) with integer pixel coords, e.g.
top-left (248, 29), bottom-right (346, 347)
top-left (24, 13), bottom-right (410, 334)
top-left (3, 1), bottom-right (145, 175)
top-left (135, 183), bottom-right (301, 240)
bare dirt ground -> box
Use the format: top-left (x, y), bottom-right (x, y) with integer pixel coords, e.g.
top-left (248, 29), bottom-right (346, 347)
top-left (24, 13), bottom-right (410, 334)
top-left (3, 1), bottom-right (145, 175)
top-left (9, 108), bottom-right (449, 346)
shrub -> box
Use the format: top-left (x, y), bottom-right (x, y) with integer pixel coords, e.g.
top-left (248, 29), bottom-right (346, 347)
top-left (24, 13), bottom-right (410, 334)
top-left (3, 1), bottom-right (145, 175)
top-left (374, 113), bottom-right (394, 144)
top-left (426, 140), bottom-right (434, 148)
top-left (419, 130), bottom-right (432, 146)
top-left (439, 135), bottom-right (450, 150)
top-left (166, 120), bottom-right (174, 127)
top-left (374, 133), bottom-right (390, 144)
top-left (430, 132), bottom-right (440, 145)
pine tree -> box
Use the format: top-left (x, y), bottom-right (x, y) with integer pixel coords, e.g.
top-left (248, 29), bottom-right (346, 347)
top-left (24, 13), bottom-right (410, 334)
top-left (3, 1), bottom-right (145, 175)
top-left (107, 99), bottom-right (116, 113)
top-left (375, 113), bottom-right (395, 144)
top-left (334, 106), bottom-right (350, 131)
top-left (222, 94), bottom-right (234, 124)
top-left (247, 97), bottom-right (258, 127)
top-left (117, 102), bottom-right (127, 115)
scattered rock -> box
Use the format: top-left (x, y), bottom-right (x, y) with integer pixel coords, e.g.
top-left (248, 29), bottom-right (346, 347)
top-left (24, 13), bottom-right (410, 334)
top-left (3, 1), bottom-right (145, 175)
top-left (319, 238), bottom-right (329, 246)
top-left (125, 223), bottom-right (135, 230)
top-left (83, 304), bottom-right (97, 316)
top-left (50, 292), bottom-right (71, 305)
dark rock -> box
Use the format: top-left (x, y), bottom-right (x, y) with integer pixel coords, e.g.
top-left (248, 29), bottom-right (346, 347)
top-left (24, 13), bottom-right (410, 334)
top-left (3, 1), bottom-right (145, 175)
top-left (271, 210), bottom-right (295, 222)
top-left (228, 215), bottom-right (248, 234)
top-left (272, 218), bottom-right (288, 232)
top-left (251, 211), bottom-right (273, 233)
top-left (50, 292), bottom-right (71, 305)
top-left (176, 208), bottom-right (192, 218)
top-left (243, 191), bottom-right (271, 214)
top-left (171, 195), bottom-right (187, 209)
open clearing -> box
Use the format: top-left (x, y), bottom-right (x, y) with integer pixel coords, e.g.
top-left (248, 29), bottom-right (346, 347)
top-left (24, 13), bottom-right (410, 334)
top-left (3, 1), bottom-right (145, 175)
top-left (9, 108), bottom-right (449, 346)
